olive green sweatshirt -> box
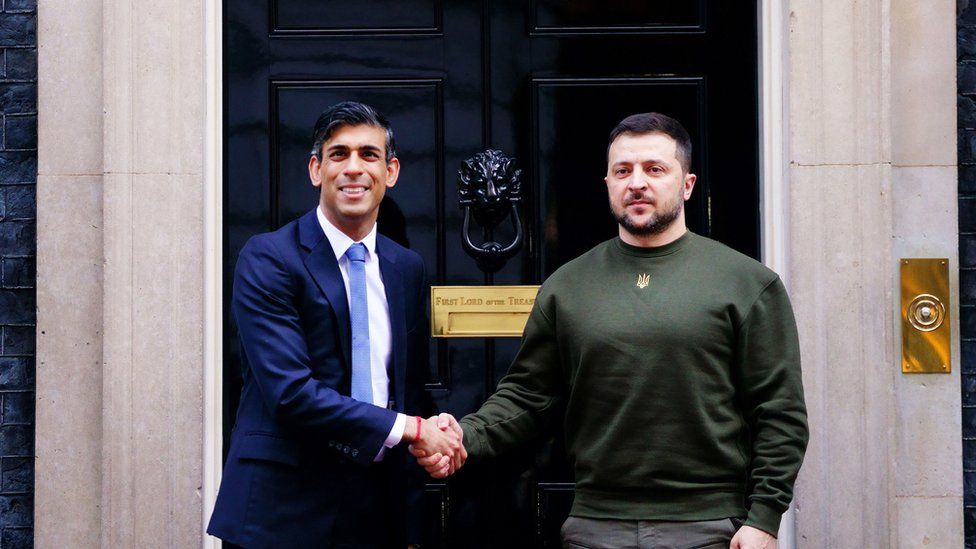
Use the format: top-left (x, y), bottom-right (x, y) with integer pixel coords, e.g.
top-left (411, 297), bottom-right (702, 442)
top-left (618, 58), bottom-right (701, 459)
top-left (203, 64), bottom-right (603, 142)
top-left (459, 231), bottom-right (808, 536)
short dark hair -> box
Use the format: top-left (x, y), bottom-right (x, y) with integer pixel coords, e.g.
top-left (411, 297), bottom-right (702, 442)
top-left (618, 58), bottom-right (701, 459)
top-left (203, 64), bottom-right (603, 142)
top-left (607, 112), bottom-right (692, 172)
top-left (310, 101), bottom-right (397, 162)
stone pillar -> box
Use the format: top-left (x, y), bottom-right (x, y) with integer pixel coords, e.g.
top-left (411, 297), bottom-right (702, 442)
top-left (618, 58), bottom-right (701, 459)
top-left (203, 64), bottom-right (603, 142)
top-left (788, 3), bottom-right (893, 546)
top-left (35, 0), bottom-right (104, 546)
top-left (788, 0), bottom-right (962, 546)
top-left (889, 0), bottom-right (963, 545)
top-left (36, 0), bottom-right (207, 546)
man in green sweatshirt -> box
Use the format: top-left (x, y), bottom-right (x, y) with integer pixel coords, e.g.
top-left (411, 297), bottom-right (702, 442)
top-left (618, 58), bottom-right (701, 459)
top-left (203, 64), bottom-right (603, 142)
top-left (414, 113), bottom-right (808, 549)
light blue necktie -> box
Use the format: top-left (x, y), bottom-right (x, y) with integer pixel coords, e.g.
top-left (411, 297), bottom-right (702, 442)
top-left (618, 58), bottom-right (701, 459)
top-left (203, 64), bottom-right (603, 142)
top-left (345, 243), bottom-right (373, 404)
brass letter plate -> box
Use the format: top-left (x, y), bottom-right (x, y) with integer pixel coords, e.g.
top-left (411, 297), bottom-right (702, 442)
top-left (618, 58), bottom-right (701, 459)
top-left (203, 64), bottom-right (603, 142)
top-left (431, 285), bottom-right (540, 338)
top-left (900, 258), bottom-right (950, 373)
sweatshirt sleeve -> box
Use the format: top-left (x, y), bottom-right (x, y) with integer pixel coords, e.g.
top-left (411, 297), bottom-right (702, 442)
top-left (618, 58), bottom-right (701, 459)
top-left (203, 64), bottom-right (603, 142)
top-left (735, 277), bottom-right (809, 536)
top-left (459, 295), bottom-right (564, 461)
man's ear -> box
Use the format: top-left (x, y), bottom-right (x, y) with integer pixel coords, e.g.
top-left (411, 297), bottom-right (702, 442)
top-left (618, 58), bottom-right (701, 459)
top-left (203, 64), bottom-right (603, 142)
top-left (308, 155), bottom-right (322, 188)
top-left (682, 173), bottom-right (697, 200)
top-left (385, 157), bottom-right (400, 189)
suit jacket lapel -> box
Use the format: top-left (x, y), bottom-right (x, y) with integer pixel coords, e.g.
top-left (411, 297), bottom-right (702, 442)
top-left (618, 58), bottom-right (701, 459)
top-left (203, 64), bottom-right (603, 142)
top-left (298, 210), bottom-right (352, 370)
top-left (378, 238), bottom-right (407, 413)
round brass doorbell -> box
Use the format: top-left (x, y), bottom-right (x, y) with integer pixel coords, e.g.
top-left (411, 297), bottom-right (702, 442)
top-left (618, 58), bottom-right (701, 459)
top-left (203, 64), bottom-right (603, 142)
top-left (907, 294), bottom-right (945, 332)
top-left (900, 258), bottom-right (950, 373)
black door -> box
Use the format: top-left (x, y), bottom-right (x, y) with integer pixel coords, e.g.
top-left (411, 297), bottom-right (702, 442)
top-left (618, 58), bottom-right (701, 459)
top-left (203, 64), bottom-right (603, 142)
top-left (223, 2), bottom-right (759, 547)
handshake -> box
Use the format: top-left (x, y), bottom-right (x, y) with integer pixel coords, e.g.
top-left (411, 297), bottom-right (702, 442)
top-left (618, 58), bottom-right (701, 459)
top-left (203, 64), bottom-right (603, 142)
top-left (401, 413), bottom-right (467, 478)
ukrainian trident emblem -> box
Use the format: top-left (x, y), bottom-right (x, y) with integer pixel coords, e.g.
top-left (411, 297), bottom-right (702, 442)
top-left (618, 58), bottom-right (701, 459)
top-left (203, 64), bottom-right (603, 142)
top-left (636, 273), bottom-right (650, 289)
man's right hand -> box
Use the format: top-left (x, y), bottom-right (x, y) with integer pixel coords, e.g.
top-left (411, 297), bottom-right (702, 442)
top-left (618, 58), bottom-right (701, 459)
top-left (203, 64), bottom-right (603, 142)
top-left (403, 415), bottom-right (465, 477)
top-left (408, 413), bottom-right (466, 478)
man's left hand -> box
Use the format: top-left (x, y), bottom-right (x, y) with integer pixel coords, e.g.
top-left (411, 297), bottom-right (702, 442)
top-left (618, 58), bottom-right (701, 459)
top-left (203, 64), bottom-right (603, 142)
top-left (730, 525), bottom-right (776, 549)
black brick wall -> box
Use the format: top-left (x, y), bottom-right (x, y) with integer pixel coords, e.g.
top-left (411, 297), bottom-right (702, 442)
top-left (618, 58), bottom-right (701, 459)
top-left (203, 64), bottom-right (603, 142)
top-left (0, 0), bottom-right (34, 547)
top-left (962, 3), bottom-right (976, 549)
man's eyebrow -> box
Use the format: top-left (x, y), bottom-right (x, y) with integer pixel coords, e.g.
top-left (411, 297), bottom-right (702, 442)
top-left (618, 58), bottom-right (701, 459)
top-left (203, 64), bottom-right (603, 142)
top-left (640, 158), bottom-right (670, 167)
top-left (611, 157), bottom-right (668, 167)
top-left (641, 158), bottom-right (671, 171)
top-left (327, 144), bottom-right (382, 152)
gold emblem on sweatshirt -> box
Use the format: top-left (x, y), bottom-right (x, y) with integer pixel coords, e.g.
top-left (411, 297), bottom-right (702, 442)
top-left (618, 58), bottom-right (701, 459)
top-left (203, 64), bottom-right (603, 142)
top-left (636, 273), bottom-right (650, 289)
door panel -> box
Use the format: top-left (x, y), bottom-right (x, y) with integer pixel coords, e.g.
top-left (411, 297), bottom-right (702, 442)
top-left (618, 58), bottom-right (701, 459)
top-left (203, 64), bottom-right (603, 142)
top-left (272, 80), bottom-right (443, 269)
top-left (531, 0), bottom-right (704, 32)
top-left (273, 0), bottom-right (441, 34)
top-left (532, 77), bottom-right (709, 273)
top-left (224, 2), bottom-right (759, 546)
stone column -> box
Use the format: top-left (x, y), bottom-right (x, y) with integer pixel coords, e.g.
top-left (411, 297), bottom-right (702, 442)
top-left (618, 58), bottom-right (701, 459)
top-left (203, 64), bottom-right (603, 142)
top-left (36, 0), bottom-right (207, 545)
top-left (889, 0), bottom-right (963, 545)
top-left (788, 0), bottom-right (962, 546)
top-left (35, 0), bottom-right (104, 545)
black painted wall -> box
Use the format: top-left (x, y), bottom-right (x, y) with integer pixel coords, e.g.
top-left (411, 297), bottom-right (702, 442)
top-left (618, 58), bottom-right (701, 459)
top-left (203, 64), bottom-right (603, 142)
top-left (0, 0), bottom-right (35, 547)
top-left (961, 3), bottom-right (976, 549)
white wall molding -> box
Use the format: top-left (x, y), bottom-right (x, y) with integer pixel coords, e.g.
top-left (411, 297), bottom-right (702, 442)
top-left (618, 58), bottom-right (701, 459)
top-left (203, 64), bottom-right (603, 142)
top-left (203, 0), bottom-right (224, 546)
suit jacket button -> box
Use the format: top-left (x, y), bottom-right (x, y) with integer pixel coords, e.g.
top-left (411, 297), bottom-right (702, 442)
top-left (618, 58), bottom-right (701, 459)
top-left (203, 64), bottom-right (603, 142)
top-left (351, 449), bottom-right (359, 458)
top-left (328, 440), bottom-right (335, 448)
top-left (343, 446), bottom-right (350, 454)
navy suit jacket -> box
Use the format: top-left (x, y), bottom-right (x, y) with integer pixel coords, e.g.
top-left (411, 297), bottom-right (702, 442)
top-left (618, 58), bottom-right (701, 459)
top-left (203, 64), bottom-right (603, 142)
top-left (208, 209), bottom-right (432, 548)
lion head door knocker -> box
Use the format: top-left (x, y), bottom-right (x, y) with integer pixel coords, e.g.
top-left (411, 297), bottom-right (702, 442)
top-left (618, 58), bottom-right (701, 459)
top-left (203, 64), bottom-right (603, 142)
top-left (457, 149), bottom-right (524, 274)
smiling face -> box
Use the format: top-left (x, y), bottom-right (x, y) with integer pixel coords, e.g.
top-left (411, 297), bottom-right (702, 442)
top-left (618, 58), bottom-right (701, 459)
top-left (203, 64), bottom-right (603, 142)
top-left (308, 123), bottom-right (400, 240)
top-left (605, 132), bottom-right (696, 245)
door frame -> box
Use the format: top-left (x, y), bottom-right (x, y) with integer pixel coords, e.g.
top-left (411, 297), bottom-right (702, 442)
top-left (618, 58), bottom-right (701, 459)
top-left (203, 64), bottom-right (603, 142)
top-left (758, 1), bottom-right (794, 546)
top-left (203, 0), bottom-right (223, 547)
top-left (760, 0), bottom-right (790, 284)
top-left (201, 2), bottom-right (794, 546)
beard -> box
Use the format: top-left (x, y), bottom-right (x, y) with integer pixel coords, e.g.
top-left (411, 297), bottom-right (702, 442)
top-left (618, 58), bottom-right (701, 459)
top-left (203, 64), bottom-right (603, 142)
top-left (611, 192), bottom-right (684, 237)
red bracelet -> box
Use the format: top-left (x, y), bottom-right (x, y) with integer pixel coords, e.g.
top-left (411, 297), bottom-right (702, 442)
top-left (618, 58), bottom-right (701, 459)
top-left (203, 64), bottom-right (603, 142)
top-left (414, 416), bottom-right (423, 442)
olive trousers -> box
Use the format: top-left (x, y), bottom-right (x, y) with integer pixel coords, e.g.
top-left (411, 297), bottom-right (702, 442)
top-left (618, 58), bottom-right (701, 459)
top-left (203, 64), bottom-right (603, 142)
top-left (560, 515), bottom-right (744, 549)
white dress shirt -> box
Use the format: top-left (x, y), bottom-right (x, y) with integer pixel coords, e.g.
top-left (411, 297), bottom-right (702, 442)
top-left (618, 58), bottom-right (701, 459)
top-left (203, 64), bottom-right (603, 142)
top-left (317, 207), bottom-right (407, 460)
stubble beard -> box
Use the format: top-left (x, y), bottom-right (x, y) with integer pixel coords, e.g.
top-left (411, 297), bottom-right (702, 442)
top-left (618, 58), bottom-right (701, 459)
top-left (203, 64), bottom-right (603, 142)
top-left (612, 192), bottom-right (684, 237)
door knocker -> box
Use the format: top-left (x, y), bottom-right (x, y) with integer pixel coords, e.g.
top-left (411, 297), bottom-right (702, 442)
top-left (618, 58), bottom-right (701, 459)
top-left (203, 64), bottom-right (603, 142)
top-left (457, 149), bottom-right (524, 274)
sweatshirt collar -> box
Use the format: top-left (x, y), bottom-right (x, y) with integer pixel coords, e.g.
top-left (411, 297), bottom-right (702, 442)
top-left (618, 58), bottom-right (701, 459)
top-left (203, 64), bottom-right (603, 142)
top-left (613, 230), bottom-right (692, 258)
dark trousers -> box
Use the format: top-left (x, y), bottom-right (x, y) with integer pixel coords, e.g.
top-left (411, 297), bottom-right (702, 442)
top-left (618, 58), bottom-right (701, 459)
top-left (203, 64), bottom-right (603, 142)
top-left (330, 460), bottom-right (398, 549)
top-left (561, 516), bottom-right (742, 549)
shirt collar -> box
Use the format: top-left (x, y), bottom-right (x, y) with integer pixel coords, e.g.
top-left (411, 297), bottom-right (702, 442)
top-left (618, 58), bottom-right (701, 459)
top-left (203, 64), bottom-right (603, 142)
top-left (316, 206), bottom-right (378, 262)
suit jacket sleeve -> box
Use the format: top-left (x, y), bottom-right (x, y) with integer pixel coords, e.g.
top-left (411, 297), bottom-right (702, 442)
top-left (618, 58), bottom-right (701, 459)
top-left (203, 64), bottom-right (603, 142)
top-left (233, 235), bottom-right (397, 466)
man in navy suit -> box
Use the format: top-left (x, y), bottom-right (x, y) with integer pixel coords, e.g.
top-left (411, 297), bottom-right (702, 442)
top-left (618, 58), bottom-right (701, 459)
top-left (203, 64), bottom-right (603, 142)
top-left (208, 102), bottom-right (464, 548)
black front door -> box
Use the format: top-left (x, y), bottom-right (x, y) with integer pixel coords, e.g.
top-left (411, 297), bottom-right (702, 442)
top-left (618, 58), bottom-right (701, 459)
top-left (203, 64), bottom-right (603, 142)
top-left (223, 2), bottom-right (759, 546)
